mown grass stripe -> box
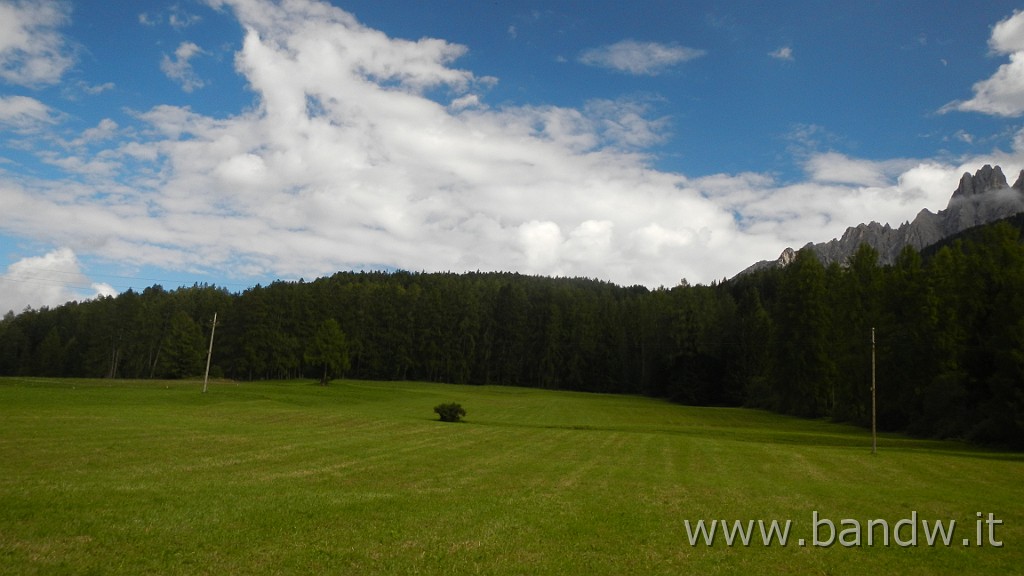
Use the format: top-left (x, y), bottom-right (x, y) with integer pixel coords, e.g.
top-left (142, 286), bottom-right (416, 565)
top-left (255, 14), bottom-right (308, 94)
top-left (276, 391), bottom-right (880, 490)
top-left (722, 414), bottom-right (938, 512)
top-left (0, 377), bottom-right (1020, 575)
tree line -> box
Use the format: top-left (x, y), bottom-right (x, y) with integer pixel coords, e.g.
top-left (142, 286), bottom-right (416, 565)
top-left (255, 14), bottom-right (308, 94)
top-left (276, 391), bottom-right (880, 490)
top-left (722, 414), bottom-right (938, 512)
top-left (2, 220), bottom-right (1023, 447)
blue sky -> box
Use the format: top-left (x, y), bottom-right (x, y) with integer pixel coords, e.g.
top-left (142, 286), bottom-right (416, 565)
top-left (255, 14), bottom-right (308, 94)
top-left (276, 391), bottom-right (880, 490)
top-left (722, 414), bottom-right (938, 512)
top-left (2, 0), bottom-right (1024, 313)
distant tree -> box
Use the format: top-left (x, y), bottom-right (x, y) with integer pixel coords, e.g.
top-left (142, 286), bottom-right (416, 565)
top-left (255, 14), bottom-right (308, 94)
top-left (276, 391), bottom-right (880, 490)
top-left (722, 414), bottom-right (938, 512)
top-left (769, 248), bottom-right (835, 417)
top-left (489, 282), bottom-right (528, 385)
top-left (305, 318), bottom-right (350, 385)
top-left (35, 327), bottom-right (65, 376)
top-left (0, 316), bottom-right (28, 375)
top-left (729, 286), bottom-right (772, 407)
top-left (956, 222), bottom-right (1024, 445)
top-left (158, 311), bottom-right (205, 379)
top-left (664, 285), bottom-right (729, 404)
top-left (830, 244), bottom-right (883, 424)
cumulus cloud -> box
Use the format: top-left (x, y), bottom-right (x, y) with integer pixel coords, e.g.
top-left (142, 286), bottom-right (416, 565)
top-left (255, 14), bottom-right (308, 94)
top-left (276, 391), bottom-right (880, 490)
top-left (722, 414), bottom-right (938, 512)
top-left (0, 0), bottom-right (733, 288)
top-left (989, 9), bottom-right (1024, 53)
top-left (691, 158), bottom-right (982, 255)
top-left (0, 248), bottom-right (115, 314)
top-left (161, 41), bottom-right (206, 92)
top-left (584, 98), bottom-right (671, 149)
top-left (0, 95), bottom-right (58, 131)
top-left (70, 118), bottom-right (119, 146)
top-left (0, 0), bottom-right (74, 86)
top-left (579, 40), bottom-right (705, 75)
top-left (944, 10), bottom-right (1024, 116)
top-left (1, 0), bottom-right (1021, 314)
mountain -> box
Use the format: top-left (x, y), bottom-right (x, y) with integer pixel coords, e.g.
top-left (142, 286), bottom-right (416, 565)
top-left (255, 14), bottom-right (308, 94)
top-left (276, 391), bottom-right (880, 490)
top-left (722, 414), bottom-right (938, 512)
top-left (738, 164), bottom-right (1024, 275)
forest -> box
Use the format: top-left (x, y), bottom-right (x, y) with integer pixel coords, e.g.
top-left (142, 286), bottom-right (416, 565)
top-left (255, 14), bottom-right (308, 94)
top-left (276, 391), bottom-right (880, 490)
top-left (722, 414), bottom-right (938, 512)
top-left (2, 220), bottom-right (1023, 448)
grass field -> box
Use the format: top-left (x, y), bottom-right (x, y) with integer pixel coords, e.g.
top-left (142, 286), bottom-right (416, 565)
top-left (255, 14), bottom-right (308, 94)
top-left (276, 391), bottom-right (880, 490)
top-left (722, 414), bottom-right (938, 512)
top-left (0, 377), bottom-right (1020, 575)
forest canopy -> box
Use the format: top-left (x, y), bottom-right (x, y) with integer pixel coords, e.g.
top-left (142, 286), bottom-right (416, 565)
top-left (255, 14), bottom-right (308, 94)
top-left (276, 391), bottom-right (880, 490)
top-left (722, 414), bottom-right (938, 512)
top-left (2, 220), bottom-right (1023, 448)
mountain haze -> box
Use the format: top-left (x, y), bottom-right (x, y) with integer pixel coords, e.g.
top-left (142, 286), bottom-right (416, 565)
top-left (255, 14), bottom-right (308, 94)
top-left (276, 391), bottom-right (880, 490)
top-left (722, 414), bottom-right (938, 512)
top-left (739, 164), bottom-right (1024, 274)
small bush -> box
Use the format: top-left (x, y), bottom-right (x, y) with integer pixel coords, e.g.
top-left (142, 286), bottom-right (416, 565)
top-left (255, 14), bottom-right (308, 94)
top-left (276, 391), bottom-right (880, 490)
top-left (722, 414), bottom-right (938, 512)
top-left (434, 402), bottom-right (466, 422)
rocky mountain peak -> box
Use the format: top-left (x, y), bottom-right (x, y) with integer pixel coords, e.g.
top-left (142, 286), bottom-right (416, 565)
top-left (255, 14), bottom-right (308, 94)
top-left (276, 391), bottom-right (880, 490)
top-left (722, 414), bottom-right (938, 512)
top-left (946, 164), bottom-right (1024, 210)
top-left (777, 247), bottom-right (796, 266)
top-left (1013, 169), bottom-right (1024, 190)
top-left (951, 164), bottom-right (1007, 201)
top-left (736, 164), bottom-right (1024, 277)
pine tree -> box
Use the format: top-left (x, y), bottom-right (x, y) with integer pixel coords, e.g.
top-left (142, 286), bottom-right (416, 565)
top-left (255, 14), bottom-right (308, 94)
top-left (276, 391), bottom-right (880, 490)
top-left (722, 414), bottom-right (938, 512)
top-left (305, 318), bottom-right (350, 385)
top-left (830, 244), bottom-right (882, 424)
top-left (158, 311), bottom-right (205, 379)
top-left (769, 248), bottom-right (835, 417)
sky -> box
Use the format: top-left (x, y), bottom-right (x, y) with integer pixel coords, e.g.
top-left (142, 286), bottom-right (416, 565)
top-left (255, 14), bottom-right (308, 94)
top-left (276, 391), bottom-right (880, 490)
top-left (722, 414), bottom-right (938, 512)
top-left (3, 0), bottom-right (1024, 314)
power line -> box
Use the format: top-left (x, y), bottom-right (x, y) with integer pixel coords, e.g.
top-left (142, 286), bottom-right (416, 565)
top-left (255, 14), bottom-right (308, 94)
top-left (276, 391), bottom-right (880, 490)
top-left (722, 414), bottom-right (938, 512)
top-left (0, 274), bottom-right (102, 291)
top-left (0, 270), bottom-right (255, 292)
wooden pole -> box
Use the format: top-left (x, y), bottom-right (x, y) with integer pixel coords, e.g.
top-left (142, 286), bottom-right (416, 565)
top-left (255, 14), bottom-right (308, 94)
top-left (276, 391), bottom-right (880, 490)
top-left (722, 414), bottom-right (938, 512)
top-left (203, 312), bottom-right (218, 393)
top-left (871, 327), bottom-right (877, 455)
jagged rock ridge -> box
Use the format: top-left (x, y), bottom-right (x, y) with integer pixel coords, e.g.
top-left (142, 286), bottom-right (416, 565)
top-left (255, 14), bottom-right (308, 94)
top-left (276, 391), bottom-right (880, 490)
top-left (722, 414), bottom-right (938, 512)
top-left (738, 165), bottom-right (1024, 275)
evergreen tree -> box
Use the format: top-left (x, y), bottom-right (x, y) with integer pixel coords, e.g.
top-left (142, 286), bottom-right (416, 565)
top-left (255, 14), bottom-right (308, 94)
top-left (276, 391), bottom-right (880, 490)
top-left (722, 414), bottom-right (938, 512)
top-left (923, 245), bottom-right (972, 437)
top-left (158, 311), bottom-right (205, 379)
top-left (729, 286), bottom-right (772, 407)
top-left (830, 244), bottom-right (883, 424)
top-left (769, 248), bottom-right (835, 417)
top-left (305, 318), bottom-right (350, 385)
top-left (35, 327), bottom-right (65, 376)
top-left (880, 246), bottom-right (941, 432)
top-left (957, 222), bottom-right (1024, 445)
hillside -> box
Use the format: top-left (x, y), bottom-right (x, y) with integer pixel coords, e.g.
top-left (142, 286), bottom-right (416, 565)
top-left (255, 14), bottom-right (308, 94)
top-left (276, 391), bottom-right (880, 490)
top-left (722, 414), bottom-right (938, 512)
top-left (919, 211), bottom-right (1024, 260)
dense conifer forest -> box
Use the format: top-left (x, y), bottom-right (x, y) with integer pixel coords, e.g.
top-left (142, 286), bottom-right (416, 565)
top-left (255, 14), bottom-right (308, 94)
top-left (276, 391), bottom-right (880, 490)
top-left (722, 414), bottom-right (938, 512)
top-left (3, 220), bottom-right (1023, 447)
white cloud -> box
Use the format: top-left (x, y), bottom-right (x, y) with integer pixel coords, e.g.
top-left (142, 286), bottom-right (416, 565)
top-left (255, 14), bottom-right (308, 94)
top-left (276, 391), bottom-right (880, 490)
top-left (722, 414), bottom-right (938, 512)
top-left (690, 159), bottom-right (968, 251)
top-left (952, 129), bottom-right (974, 144)
top-left (79, 81), bottom-right (114, 95)
top-left (579, 40), bottom-right (705, 75)
top-left (804, 152), bottom-right (913, 187)
top-left (0, 0), bottom-right (734, 288)
top-left (449, 93), bottom-right (483, 111)
top-left (0, 247), bottom-right (114, 314)
top-left (73, 118), bottom-right (119, 145)
top-left (518, 220), bottom-right (564, 271)
top-left (990, 9), bottom-right (1024, 54)
top-left (161, 41), bottom-right (206, 92)
top-left (584, 98), bottom-right (670, 149)
top-left (0, 95), bottom-right (58, 131)
top-left (0, 0), bottom-right (74, 86)
top-left (3, 0), bottom-right (1024, 315)
top-left (769, 46), bottom-right (793, 61)
top-left (168, 5), bottom-right (203, 30)
top-left (139, 5), bottom-right (202, 30)
top-left (944, 10), bottom-right (1024, 116)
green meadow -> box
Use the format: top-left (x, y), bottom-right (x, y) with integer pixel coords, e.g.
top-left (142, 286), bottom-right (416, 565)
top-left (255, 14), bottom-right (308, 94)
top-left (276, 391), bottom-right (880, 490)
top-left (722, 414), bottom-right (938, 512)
top-left (0, 378), bottom-right (1020, 575)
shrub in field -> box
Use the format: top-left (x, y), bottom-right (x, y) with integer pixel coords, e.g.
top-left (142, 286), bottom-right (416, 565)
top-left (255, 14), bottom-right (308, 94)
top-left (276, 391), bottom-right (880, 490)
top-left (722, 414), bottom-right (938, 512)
top-left (434, 403), bottom-right (466, 422)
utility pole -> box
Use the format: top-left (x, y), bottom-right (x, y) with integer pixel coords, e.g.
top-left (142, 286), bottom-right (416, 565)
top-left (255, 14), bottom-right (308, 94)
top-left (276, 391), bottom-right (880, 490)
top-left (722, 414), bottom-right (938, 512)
top-left (203, 312), bottom-right (218, 393)
top-left (871, 327), bottom-right (877, 455)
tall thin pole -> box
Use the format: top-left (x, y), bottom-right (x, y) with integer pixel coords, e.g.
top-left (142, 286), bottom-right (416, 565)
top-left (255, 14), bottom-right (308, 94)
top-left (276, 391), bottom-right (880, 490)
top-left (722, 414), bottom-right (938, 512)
top-left (203, 312), bottom-right (218, 393)
top-left (871, 327), bottom-right (877, 455)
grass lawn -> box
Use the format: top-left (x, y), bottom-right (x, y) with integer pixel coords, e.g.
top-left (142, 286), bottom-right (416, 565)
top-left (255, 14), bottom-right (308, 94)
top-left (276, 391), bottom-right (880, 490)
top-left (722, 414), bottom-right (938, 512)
top-left (0, 377), bottom-right (1020, 575)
